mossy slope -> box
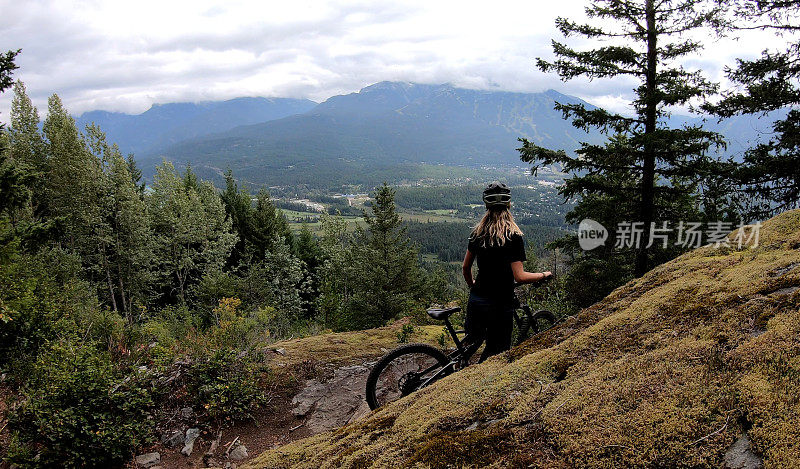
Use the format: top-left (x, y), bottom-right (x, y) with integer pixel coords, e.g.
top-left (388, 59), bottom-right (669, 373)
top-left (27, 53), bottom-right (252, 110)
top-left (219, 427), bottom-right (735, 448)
top-left (246, 210), bottom-right (800, 468)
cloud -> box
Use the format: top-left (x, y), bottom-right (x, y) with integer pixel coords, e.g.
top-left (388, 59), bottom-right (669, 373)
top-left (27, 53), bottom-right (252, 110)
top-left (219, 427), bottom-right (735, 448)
top-left (0, 0), bottom-right (793, 121)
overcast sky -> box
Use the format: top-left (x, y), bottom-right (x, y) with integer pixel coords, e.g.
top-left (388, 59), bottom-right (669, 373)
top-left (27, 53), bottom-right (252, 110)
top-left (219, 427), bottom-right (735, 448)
top-left (0, 0), bottom-right (790, 120)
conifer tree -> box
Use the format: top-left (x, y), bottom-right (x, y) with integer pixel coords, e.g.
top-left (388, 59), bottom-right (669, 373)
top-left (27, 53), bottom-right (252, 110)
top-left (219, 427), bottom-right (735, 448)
top-left (5, 81), bottom-right (44, 222)
top-left (126, 154), bottom-right (145, 195)
top-left (349, 183), bottom-right (419, 327)
top-left (43, 94), bottom-right (106, 252)
top-left (317, 212), bottom-right (352, 328)
top-left (0, 50), bottom-right (18, 124)
top-left (9, 82), bottom-right (46, 178)
top-left (520, 0), bottom-right (730, 280)
top-left (707, 0), bottom-right (800, 219)
top-left (220, 169), bottom-right (255, 266)
top-left (0, 50), bottom-right (28, 219)
top-left (250, 189), bottom-right (292, 258)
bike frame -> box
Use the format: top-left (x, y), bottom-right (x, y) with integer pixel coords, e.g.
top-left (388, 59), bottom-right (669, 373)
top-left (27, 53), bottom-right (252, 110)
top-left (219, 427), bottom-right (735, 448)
top-left (412, 291), bottom-right (538, 391)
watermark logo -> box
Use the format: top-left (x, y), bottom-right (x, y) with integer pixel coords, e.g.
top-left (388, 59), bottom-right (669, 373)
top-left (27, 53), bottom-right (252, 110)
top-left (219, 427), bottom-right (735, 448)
top-left (578, 218), bottom-right (608, 251)
top-left (577, 219), bottom-right (761, 251)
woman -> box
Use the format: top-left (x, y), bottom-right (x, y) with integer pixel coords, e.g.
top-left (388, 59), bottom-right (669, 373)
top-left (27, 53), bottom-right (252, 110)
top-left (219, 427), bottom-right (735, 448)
top-left (462, 182), bottom-right (552, 362)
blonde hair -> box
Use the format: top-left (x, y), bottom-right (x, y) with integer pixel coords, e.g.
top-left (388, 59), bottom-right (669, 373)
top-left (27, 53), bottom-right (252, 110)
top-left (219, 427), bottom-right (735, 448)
top-left (470, 207), bottom-right (523, 247)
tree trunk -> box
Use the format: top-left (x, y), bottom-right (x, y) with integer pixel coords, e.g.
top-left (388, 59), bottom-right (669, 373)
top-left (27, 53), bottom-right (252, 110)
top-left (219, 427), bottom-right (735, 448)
top-left (118, 272), bottom-right (129, 319)
top-left (104, 248), bottom-right (118, 312)
top-left (636, 0), bottom-right (658, 277)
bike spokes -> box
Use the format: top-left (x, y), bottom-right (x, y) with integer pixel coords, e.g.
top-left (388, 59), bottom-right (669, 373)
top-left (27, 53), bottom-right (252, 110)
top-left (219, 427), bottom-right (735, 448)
top-left (371, 352), bottom-right (443, 408)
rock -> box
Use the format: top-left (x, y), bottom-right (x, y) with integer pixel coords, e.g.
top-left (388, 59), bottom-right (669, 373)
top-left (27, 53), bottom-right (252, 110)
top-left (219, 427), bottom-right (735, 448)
top-left (291, 364), bottom-right (371, 433)
top-left (770, 286), bottom-right (799, 296)
top-left (229, 443), bottom-right (248, 461)
top-left (274, 348), bottom-right (286, 355)
top-left (181, 427), bottom-right (200, 456)
top-left (291, 380), bottom-right (328, 417)
top-left (161, 429), bottom-right (184, 448)
top-left (347, 399), bottom-right (372, 424)
top-left (770, 262), bottom-right (800, 277)
top-left (135, 452), bottom-right (161, 468)
top-left (724, 435), bottom-right (763, 469)
top-left (180, 406), bottom-right (194, 420)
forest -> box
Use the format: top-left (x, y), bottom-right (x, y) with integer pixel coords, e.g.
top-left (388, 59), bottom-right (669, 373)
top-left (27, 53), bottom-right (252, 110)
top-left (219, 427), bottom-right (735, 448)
top-left (1, 0), bottom-right (800, 466)
top-left (0, 80), bottom-right (459, 465)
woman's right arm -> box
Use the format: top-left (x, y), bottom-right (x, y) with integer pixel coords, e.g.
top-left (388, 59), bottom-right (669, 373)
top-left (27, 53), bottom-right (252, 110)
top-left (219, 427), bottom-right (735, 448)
top-left (511, 261), bottom-right (552, 284)
top-left (462, 249), bottom-right (475, 288)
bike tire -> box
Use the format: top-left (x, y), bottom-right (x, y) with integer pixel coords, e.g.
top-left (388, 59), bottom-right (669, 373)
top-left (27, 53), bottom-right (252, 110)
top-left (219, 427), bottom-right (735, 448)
top-left (514, 315), bottom-right (532, 346)
top-left (365, 343), bottom-right (450, 410)
top-left (531, 309), bottom-right (556, 333)
top-left (514, 309), bottom-right (557, 345)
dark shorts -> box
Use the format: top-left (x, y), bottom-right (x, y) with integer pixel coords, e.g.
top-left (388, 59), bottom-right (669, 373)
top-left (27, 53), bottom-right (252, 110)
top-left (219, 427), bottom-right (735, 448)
top-left (465, 291), bottom-right (514, 362)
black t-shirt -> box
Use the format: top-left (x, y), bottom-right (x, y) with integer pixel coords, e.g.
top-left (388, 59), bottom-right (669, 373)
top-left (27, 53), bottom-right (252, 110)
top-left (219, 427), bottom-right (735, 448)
top-left (468, 233), bottom-right (526, 302)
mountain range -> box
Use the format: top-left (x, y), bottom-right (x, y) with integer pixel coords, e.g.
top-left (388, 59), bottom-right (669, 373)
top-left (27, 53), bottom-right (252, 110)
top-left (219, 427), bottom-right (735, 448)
top-left (75, 97), bottom-right (317, 157)
top-left (75, 82), bottom-right (779, 190)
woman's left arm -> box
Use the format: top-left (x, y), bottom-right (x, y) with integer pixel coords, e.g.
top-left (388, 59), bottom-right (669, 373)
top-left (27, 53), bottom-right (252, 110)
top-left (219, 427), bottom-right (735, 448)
top-left (462, 249), bottom-right (475, 288)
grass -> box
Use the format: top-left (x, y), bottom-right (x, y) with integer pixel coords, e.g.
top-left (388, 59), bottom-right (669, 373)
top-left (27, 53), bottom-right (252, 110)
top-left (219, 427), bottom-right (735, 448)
top-left (263, 319), bottom-right (444, 368)
top-left (244, 209), bottom-right (800, 468)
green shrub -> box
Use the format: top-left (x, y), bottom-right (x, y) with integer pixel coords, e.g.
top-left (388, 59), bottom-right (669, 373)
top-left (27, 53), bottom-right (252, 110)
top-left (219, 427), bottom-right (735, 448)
top-left (186, 349), bottom-right (269, 422)
top-left (396, 323), bottom-right (417, 343)
top-left (0, 244), bottom-right (96, 366)
top-left (7, 342), bottom-right (154, 468)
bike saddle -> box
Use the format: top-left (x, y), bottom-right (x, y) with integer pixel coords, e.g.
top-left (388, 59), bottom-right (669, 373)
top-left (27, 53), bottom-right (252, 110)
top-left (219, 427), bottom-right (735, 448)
top-left (426, 307), bottom-right (461, 320)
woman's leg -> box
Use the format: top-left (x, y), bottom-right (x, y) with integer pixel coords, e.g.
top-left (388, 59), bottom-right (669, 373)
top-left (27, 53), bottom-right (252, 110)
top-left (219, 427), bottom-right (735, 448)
top-left (479, 304), bottom-right (514, 362)
top-left (464, 292), bottom-right (490, 360)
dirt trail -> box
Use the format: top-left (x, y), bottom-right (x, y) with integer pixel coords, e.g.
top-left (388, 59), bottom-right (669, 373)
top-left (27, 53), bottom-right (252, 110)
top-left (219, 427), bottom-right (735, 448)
top-left (137, 322), bottom-right (445, 468)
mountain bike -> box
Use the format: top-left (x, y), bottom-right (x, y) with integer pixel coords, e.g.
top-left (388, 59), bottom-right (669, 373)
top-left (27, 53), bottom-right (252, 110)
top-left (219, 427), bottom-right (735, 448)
top-left (365, 283), bottom-right (556, 410)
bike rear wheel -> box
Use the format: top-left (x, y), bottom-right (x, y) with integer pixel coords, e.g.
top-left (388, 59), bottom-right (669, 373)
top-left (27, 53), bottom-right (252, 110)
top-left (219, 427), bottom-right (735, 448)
top-left (365, 343), bottom-right (450, 410)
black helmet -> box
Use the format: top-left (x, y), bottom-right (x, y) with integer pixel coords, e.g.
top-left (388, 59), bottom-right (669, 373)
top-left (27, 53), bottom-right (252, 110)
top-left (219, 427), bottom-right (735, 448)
top-left (482, 181), bottom-right (511, 209)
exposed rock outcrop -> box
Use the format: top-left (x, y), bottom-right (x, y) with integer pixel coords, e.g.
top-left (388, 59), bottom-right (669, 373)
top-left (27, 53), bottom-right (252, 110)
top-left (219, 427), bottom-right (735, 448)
top-left (291, 364), bottom-right (372, 433)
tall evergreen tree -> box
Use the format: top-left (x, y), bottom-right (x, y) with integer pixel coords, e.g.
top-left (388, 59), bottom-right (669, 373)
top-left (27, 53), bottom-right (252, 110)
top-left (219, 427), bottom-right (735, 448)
top-left (220, 169), bottom-right (255, 266)
top-left (295, 223), bottom-right (322, 318)
top-left (219, 170), bottom-right (292, 263)
top-left (347, 184), bottom-right (419, 328)
top-left (706, 0), bottom-right (800, 219)
top-left (0, 50), bottom-right (18, 125)
top-left (317, 212), bottom-right (352, 328)
top-left (520, 0), bottom-right (730, 283)
top-left (43, 94), bottom-right (106, 252)
top-left (0, 50), bottom-right (27, 218)
top-left (251, 189), bottom-right (292, 258)
top-left (126, 154), bottom-right (145, 195)
top-left (9, 81), bottom-right (46, 179)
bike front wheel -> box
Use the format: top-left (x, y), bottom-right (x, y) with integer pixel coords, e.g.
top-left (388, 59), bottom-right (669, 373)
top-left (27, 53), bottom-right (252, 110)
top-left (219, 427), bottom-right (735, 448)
top-left (365, 343), bottom-right (450, 410)
top-left (514, 309), bottom-right (556, 345)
